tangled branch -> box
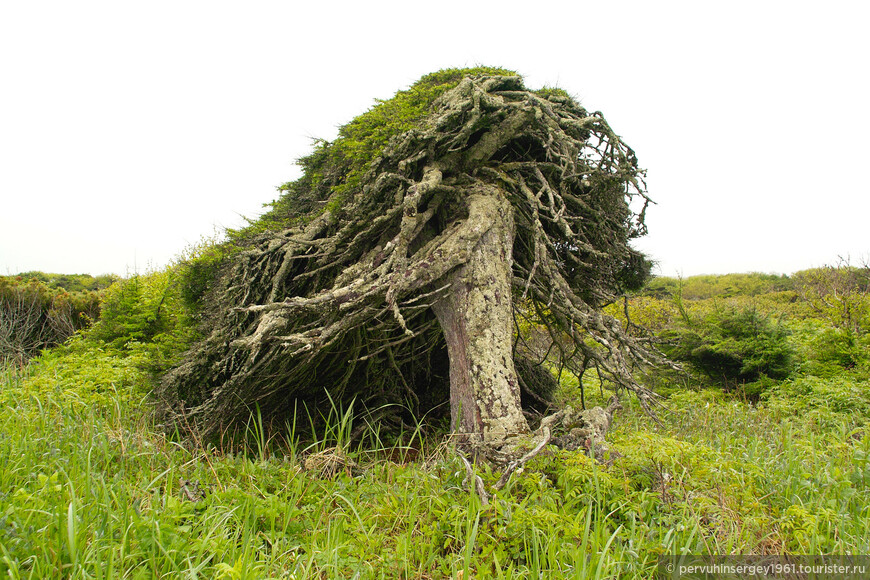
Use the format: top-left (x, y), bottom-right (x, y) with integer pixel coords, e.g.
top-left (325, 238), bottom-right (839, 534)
top-left (160, 74), bottom-right (666, 437)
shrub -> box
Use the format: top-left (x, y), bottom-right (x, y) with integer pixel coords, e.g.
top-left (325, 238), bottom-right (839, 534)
top-left (177, 239), bottom-right (231, 312)
top-left (87, 276), bottom-right (165, 347)
top-left (662, 305), bottom-right (796, 389)
top-left (641, 273), bottom-right (793, 301)
top-left (794, 263), bottom-right (870, 337)
top-left (85, 269), bottom-right (199, 374)
top-left (808, 327), bottom-right (870, 371)
top-left (0, 276), bottom-right (102, 365)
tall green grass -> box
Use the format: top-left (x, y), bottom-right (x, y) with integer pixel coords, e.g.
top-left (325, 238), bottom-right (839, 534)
top-left (1, 339), bottom-right (869, 578)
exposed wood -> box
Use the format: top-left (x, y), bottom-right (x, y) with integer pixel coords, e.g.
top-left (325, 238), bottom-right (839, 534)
top-left (158, 71), bottom-right (667, 459)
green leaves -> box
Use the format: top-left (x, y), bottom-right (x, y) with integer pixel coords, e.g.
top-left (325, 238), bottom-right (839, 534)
top-left (849, 449), bottom-right (870, 488)
top-left (83, 268), bottom-right (198, 374)
top-left (663, 305), bottom-right (796, 388)
top-left (3, 325), bottom-right (870, 576)
top-left (254, 67), bottom-right (520, 232)
top-left (0, 274), bottom-right (103, 364)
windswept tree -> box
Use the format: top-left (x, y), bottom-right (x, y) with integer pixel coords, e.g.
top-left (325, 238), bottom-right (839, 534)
top-left (161, 68), bottom-right (661, 460)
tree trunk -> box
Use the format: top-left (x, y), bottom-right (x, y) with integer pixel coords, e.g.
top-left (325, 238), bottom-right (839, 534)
top-left (432, 189), bottom-right (530, 447)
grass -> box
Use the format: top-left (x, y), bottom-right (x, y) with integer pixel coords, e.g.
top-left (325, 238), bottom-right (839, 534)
top-left (1, 342), bottom-right (869, 578)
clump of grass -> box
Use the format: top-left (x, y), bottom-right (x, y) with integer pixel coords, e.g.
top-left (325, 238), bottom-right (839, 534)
top-left (2, 321), bottom-right (870, 577)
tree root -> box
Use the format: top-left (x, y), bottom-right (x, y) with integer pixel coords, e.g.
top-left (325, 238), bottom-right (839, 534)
top-left (455, 397), bottom-right (622, 505)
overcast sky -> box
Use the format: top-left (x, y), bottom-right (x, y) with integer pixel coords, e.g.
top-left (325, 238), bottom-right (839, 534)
top-left (1, 1), bottom-right (867, 278)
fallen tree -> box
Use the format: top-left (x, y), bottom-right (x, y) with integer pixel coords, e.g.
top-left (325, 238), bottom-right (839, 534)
top-left (160, 67), bottom-right (663, 461)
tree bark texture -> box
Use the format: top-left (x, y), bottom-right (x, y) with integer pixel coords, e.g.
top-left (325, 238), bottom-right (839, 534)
top-left (159, 73), bottom-right (666, 448)
top-left (431, 187), bottom-right (530, 446)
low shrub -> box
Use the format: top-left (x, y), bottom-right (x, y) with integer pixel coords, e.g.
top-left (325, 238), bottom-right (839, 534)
top-left (0, 276), bottom-right (102, 365)
top-left (661, 305), bottom-right (796, 391)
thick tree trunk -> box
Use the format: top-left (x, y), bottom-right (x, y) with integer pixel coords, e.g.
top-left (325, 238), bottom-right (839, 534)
top-left (432, 189), bottom-right (530, 447)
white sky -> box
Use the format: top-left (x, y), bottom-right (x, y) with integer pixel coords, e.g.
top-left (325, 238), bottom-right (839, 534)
top-left (1, 1), bottom-right (867, 278)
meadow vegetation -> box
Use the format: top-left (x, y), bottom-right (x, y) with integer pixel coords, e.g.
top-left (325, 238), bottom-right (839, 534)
top-left (1, 264), bottom-right (868, 578)
top-left (4, 68), bottom-right (867, 577)
top-left (0, 274), bottom-right (114, 367)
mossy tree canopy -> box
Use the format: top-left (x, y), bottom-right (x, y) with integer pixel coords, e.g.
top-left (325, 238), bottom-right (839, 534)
top-left (162, 67), bottom-right (660, 443)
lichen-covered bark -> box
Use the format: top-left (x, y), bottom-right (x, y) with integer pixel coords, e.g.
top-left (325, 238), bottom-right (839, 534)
top-left (431, 186), bottom-right (529, 446)
top-left (160, 73), bottom-right (669, 451)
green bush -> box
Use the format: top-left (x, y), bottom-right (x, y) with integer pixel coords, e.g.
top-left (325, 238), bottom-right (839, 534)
top-left (662, 305), bottom-right (796, 389)
top-left (86, 269), bottom-right (197, 372)
top-left (642, 273), bottom-right (793, 301)
top-left (0, 276), bottom-right (102, 365)
top-left (793, 264), bottom-right (870, 337)
top-left (13, 272), bottom-right (117, 293)
top-left (87, 276), bottom-right (166, 347)
top-left (809, 327), bottom-right (869, 371)
top-left (177, 241), bottom-right (230, 311)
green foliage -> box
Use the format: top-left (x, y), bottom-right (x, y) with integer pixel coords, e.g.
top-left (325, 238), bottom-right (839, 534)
top-left (12, 336), bottom-right (151, 408)
top-left (642, 273), bottom-right (793, 301)
top-left (762, 374), bottom-right (870, 429)
top-left (791, 264), bottom-right (870, 376)
top-left (794, 322), bottom-right (870, 375)
top-left (632, 265), bottom-right (869, 391)
top-left (622, 389), bottom-right (870, 554)
top-left (176, 236), bottom-right (233, 311)
top-left (334, 67), bottom-right (518, 178)
top-left (240, 66), bottom-right (519, 236)
top-left (11, 271), bottom-right (117, 293)
top-left (86, 267), bottom-right (198, 374)
top-left (1, 263), bottom-right (202, 381)
top-left (793, 264), bottom-right (870, 336)
top-left (533, 86), bottom-right (572, 100)
top-left (816, 327), bottom-right (870, 370)
top-left (0, 274), bottom-right (103, 365)
top-left (607, 249), bottom-right (653, 296)
top-left (662, 305), bottom-right (796, 390)
top-left (87, 275), bottom-right (167, 347)
top-left (2, 316), bottom-right (870, 576)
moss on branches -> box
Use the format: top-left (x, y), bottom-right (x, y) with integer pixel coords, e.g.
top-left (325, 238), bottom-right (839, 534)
top-left (163, 68), bottom-right (663, 441)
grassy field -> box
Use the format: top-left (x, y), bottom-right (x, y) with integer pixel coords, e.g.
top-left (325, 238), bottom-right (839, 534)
top-left (1, 270), bottom-right (869, 578)
top-left (1, 339), bottom-right (868, 578)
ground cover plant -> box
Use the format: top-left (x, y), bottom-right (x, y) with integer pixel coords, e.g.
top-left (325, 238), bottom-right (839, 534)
top-left (1, 266), bottom-right (868, 578)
